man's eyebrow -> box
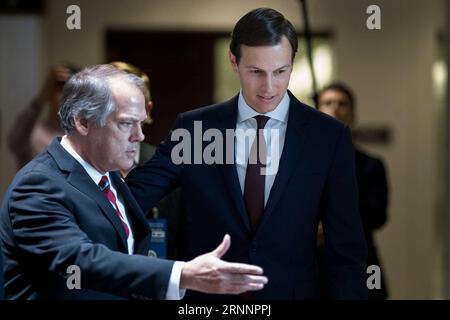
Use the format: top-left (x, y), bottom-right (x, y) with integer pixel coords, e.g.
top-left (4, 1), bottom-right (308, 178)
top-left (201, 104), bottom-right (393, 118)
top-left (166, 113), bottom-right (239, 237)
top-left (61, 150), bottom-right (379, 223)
top-left (245, 65), bottom-right (262, 69)
top-left (118, 116), bottom-right (141, 122)
top-left (275, 64), bottom-right (291, 70)
top-left (244, 64), bottom-right (291, 70)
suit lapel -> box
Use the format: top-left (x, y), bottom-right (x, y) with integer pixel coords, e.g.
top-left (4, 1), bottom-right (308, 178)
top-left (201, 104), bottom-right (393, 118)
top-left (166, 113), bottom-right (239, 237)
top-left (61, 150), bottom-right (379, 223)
top-left (256, 94), bottom-right (311, 235)
top-left (47, 139), bottom-right (129, 251)
top-left (110, 172), bottom-right (148, 227)
top-left (216, 96), bottom-right (252, 232)
top-left (215, 94), bottom-right (313, 235)
top-left (110, 172), bottom-right (152, 255)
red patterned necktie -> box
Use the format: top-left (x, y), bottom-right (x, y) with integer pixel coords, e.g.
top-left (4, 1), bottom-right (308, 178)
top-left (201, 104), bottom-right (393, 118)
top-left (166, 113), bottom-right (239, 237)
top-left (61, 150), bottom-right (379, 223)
top-left (244, 115), bottom-right (270, 232)
top-left (98, 175), bottom-right (130, 237)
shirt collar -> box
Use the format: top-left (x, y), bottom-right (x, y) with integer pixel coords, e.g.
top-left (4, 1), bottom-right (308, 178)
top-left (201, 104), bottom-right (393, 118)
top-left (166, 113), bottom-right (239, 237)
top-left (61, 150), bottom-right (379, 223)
top-left (237, 90), bottom-right (290, 124)
top-left (60, 135), bottom-right (109, 185)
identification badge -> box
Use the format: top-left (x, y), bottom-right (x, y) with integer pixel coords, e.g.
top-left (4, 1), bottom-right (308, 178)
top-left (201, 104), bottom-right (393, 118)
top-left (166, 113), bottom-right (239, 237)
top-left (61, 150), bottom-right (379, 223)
top-left (148, 208), bottom-right (167, 258)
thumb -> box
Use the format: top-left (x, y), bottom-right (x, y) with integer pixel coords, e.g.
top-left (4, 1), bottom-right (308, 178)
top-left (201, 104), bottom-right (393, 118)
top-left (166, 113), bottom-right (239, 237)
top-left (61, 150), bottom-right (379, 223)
top-left (212, 234), bottom-right (230, 258)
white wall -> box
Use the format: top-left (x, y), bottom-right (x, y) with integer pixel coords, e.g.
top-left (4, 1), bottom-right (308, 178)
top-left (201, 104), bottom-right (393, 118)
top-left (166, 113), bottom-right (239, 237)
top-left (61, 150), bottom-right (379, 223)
top-left (0, 16), bottom-right (45, 196)
top-left (1, 0), bottom-right (445, 298)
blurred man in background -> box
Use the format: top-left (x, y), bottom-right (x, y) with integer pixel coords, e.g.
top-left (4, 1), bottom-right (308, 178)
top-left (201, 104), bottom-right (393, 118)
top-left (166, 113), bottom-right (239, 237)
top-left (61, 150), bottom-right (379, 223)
top-left (317, 82), bottom-right (389, 300)
top-left (8, 62), bottom-right (79, 169)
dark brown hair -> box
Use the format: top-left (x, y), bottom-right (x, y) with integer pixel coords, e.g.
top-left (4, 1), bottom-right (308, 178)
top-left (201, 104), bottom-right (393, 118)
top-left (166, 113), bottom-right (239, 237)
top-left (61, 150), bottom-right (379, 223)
top-left (230, 8), bottom-right (298, 63)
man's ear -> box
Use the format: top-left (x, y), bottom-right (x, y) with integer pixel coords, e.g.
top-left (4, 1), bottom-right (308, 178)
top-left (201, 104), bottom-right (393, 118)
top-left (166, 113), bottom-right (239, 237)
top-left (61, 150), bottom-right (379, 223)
top-left (74, 117), bottom-right (90, 136)
top-left (146, 101), bottom-right (153, 114)
top-left (228, 51), bottom-right (238, 73)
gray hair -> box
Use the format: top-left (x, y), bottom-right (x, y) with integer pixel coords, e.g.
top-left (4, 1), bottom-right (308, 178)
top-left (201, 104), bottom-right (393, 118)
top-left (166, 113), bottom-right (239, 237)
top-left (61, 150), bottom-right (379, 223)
top-left (58, 64), bottom-right (145, 134)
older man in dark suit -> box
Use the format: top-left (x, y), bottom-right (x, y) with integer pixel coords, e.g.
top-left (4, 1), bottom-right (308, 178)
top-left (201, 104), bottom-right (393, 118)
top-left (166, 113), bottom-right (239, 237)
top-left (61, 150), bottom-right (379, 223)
top-left (0, 64), bottom-right (267, 299)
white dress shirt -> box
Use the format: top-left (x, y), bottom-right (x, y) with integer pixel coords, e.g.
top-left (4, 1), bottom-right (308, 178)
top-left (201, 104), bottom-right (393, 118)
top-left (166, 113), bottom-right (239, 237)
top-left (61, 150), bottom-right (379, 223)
top-left (235, 91), bottom-right (290, 205)
top-left (60, 136), bottom-right (185, 300)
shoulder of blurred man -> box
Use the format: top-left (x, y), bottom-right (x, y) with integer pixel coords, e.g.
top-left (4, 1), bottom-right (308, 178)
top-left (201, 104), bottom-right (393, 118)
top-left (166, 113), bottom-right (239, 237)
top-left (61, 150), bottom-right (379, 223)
top-left (138, 141), bottom-right (157, 165)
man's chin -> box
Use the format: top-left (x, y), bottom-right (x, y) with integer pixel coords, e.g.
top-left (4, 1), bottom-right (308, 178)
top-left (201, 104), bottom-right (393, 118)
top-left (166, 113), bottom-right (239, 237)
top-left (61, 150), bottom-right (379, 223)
top-left (118, 161), bottom-right (135, 173)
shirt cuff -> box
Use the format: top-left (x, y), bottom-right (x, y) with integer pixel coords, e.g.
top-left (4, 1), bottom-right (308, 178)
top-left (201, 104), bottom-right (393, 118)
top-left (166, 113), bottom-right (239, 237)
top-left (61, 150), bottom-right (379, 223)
top-left (165, 261), bottom-right (186, 300)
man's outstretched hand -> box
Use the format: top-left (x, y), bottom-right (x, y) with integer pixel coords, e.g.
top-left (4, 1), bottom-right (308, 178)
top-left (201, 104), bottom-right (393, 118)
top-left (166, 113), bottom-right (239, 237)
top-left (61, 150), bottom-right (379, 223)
top-left (180, 234), bottom-right (268, 294)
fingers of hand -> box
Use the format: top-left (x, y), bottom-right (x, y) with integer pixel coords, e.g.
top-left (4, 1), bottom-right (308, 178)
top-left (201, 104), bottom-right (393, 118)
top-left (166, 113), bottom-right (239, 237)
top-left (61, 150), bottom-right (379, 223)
top-left (220, 262), bottom-right (264, 275)
top-left (227, 274), bottom-right (268, 286)
top-left (243, 282), bottom-right (266, 292)
top-left (215, 273), bottom-right (268, 294)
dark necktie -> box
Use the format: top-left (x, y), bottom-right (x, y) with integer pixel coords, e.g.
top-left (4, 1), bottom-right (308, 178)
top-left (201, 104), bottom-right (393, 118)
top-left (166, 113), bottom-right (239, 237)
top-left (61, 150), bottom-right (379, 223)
top-left (244, 115), bottom-right (270, 232)
top-left (99, 175), bottom-right (130, 237)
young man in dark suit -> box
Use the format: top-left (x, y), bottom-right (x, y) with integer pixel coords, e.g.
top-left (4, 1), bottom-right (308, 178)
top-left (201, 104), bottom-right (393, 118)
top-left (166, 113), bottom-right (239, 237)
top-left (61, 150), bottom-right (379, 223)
top-left (0, 64), bottom-right (268, 299)
top-left (126, 8), bottom-right (368, 299)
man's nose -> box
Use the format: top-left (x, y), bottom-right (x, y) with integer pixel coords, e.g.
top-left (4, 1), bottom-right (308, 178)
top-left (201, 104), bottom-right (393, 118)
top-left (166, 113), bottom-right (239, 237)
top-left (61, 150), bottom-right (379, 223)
top-left (131, 124), bottom-right (145, 142)
top-left (262, 75), bottom-right (274, 92)
top-left (321, 104), bottom-right (339, 118)
top-left (329, 102), bottom-right (340, 114)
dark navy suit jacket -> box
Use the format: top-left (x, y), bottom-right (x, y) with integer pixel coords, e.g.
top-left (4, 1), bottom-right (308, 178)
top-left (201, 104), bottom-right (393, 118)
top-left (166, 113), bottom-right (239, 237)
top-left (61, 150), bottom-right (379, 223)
top-left (127, 92), bottom-right (368, 299)
top-left (355, 148), bottom-right (389, 299)
top-left (0, 139), bottom-right (174, 299)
